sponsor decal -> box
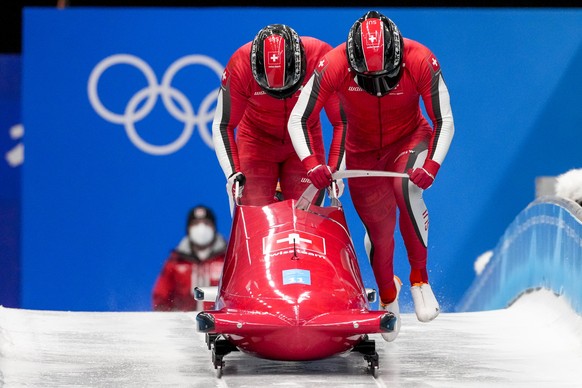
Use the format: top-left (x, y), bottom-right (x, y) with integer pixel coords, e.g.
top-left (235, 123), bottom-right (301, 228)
top-left (388, 82), bottom-right (403, 95)
top-left (282, 269), bottom-right (311, 285)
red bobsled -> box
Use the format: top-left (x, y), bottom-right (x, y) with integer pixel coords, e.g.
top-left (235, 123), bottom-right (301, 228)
top-left (196, 174), bottom-right (404, 377)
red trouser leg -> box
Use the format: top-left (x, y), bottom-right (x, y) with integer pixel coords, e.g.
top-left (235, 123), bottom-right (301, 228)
top-left (393, 147), bottom-right (429, 276)
top-left (238, 160), bottom-right (279, 206)
top-left (238, 139), bottom-right (286, 206)
top-left (347, 131), bottom-right (432, 303)
top-left (279, 153), bottom-right (312, 201)
top-left (350, 175), bottom-right (398, 304)
top-left (238, 133), bottom-right (325, 206)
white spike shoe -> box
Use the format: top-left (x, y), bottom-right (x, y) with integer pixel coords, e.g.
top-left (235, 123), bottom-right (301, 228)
top-left (380, 276), bottom-right (402, 342)
top-left (411, 283), bottom-right (440, 322)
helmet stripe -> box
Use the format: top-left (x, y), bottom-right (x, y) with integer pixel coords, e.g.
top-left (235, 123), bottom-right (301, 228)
top-left (361, 18), bottom-right (385, 73)
top-left (263, 34), bottom-right (285, 89)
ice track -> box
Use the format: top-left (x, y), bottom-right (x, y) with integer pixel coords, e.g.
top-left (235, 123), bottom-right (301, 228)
top-left (1, 290), bottom-right (582, 387)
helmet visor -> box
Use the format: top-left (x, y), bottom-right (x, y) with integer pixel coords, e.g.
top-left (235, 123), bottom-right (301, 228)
top-left (355, 70), bottom-right (401, 97)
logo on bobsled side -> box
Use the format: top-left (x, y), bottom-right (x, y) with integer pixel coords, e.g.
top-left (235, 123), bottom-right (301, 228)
top-left (262, 231), bottom-right (326, 256)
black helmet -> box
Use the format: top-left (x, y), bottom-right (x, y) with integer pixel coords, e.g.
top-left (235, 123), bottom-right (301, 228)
top-left (346, 11), bottom-right (404, 97)
top-left (250, 24), bottom-right (306, 99)
top-left (186, 205), bottom-right (216, 232)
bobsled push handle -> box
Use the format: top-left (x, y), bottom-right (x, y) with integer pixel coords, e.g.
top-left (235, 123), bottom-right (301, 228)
top-left (234, 179), bottom-right (243, 206)
top-left (332, 170), bottom-right (409, 180)
top-left (296, 183), bottom-right (321, 211)
top-left (295, 170), bottom-right (409, 211)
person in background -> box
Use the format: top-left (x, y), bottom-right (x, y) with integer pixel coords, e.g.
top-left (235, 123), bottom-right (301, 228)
top-left (288, 11), bottom-right (455, 341)
top-left (152, 205), bottom-right (227, 311)
top-left (212, 24), bottom-right (346, 213)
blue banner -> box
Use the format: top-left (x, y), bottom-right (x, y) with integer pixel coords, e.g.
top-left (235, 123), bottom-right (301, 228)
top-left (0, 54), bottom-right (22, 308)
top-left (22, 8), bottom-right (582, 311)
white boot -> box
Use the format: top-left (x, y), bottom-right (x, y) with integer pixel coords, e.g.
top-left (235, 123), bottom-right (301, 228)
top-left (411, 283), bottom-right (440, 322)
top-left (380, 276), bottom-right (402, 342)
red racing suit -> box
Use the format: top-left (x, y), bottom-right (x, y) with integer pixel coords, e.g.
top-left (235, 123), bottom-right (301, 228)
top-left (288, 39), bottom-right (455, 304)
top-left (213, 37), bottom-right (346, 206)
top-left (152, 236), bottom-right (226, 311)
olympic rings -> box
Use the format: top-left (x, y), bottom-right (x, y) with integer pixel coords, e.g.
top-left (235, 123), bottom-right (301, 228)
top-left (87, 54), bottom-right (223, 155)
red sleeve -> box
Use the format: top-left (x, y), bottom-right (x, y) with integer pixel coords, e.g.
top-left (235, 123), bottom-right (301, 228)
top-left (288, 45), bottom-right (349, 172)
top-left (305, 38), bottom-right (347, 171)
top-left (409, 40), bottom-right (454, 166)
top-left (320, 47), bottom-right (349, 172)
top-left (323, 93), bottom-right (346, 171)
top-left (212, 44), bottom-right (253, 178)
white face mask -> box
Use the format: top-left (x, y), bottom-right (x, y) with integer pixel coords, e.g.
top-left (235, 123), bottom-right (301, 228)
top-left (188, 223), bottom-right (215, 246)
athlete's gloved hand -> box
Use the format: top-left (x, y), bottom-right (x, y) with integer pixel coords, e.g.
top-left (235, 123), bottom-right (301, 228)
top-left (307, 164), bottom-right (333, 190)
top-left (407, 159), bottom-right (441, 190)
top-left (227, 172), bottom-right (246, 201)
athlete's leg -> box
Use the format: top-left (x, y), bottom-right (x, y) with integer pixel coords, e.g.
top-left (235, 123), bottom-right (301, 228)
top-left (238, 139), bottom-right (279, 206)
top-left (279, 154), bottom-right (311, 201)
top-left (392, 141), bottom-right (441, 321)
top-left (347, 153), bottom-right (398, 305)
top-left (280, 140), bottom-right (326, 204)
top-left (391, 140), bottom-right (430, 285)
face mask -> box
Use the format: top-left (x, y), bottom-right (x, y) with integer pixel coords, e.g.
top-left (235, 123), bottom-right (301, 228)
top-left (189, 223), bottom-right (215, 246)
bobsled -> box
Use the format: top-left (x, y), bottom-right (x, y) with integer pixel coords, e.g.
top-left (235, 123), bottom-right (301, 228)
top-left (195, 171), bottom-right (407, 377)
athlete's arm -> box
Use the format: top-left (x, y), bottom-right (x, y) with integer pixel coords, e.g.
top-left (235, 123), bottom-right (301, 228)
top-left (322, 93), bottom-right (347, 172)
top-left (417, 52), bottom-right (455, 167)
top-left (288, 56), bottom-right (341, 172)
top-left (212, 60), bottom-right (250, 179)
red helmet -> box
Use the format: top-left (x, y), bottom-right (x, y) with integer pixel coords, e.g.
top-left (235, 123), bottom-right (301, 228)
top-left (346, 11), bottom-right (404, 96)
top-left (250, 24), bottom-right (306, 99)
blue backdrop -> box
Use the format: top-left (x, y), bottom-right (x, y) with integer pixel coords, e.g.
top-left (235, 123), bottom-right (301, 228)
top-left (0, 55), bottom-right (22, 308)
top-left (20, 7), bottom-right (582, 312)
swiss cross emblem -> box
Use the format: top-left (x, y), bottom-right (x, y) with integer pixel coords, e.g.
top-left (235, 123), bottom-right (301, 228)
top-left (220, 68), bottom-right (229, 87)
top-left (430, 56), bottom-right (440, 72)
top-left (317, 58), bottom-right (327, 70)
top-left (263, 231), bottom-right (326, 255)
top-left (268, 51), bottom-right (281, 65)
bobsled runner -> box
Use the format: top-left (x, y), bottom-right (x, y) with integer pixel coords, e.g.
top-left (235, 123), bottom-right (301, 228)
top-left (195, 171), bottom-right (407, 377)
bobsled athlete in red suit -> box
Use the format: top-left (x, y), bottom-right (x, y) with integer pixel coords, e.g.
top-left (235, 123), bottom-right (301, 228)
top-left (288, 11), bottom-right (455, 341)
top-left (212, 24), bottom-right (346, 212)
top-left (152, 205), bottom-right (227, 311)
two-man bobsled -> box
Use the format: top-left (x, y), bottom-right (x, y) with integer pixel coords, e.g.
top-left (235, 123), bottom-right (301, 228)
top-left (195, 171), bottom-right (407, 377)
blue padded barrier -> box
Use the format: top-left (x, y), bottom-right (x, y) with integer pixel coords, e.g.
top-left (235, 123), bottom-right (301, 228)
top-left (457, 197), bottom-right (582, 315)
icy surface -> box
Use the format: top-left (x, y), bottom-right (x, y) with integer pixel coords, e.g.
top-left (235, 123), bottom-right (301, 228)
top-left (1, 289), bottom-right (581, 387)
